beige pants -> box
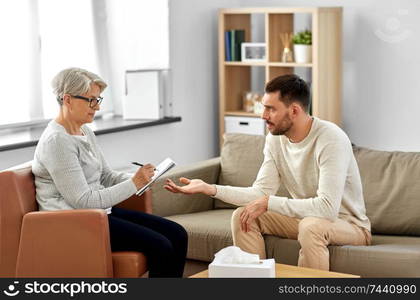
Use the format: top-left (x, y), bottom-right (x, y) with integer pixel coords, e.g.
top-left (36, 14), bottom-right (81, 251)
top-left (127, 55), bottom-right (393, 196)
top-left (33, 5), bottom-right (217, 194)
top-left (231, 207), bottom-right (371, 271)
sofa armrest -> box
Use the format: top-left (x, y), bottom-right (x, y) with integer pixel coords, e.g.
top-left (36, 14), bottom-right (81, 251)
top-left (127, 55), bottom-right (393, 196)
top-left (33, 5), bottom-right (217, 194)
top-left (151, 157), bottom-right (221, 217)
top-left (16, 209), bottom-right (113, 277)
top-left (115, 189), bottom-right (152, 214)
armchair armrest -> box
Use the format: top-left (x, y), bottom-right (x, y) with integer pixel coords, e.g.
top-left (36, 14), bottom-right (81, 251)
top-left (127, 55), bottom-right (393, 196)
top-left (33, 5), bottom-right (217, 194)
top-left (16, 209), bottom-right (113, 277)
top-left (151, 157), bottom-right (221, 217)
top-left (115, 189), bottom-right (152, 214)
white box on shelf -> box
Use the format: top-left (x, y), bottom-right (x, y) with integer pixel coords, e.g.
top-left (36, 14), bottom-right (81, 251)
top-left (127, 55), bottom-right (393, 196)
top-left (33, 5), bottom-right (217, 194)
top-left (209, 258), bottom-right (275, 278)
top-left (123, 69), bottom-right (169, 120)
top-left (225, 116), bottom-right (265, 135)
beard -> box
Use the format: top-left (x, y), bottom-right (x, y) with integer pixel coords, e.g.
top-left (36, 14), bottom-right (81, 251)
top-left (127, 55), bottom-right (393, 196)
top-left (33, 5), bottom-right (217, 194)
top-left (267, 114), bottom-right (293, 136)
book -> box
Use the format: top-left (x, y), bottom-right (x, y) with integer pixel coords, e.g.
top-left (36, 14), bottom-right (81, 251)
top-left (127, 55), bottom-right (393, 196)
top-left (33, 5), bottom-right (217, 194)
top-left (135, 157), bottom-right (176, 196)
top-left (230, 30), bottom-right (236, 61)
top-left (225, 31), bottom-right (231, 61)
top-left (235, 30), bottom-right (245, 61)
top-left (228, 29), bottom-right (245, 61)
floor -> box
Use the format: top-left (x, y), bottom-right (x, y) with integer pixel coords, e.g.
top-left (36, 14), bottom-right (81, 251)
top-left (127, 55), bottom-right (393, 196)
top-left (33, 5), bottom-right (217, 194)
top-left (141, 259), bottom-right (208, 278)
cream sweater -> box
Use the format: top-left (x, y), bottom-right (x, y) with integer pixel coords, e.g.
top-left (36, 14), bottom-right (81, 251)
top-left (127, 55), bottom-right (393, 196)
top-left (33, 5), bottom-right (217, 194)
top-left (215, 117), bottom-right (371, 231)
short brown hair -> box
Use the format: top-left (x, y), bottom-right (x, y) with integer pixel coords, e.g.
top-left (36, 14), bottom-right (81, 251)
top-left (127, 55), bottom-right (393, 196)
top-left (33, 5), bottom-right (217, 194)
top-left (265, 74), bottom-right (310, 112)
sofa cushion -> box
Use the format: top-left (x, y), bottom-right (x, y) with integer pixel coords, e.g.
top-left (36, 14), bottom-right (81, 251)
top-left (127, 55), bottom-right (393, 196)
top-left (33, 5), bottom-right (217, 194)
top-left (152, 158), bottom-right (220, 217)
top-left (165, 209), bottom-right (234, 262)
top-left (216, 133), bottom-right (265, 208)
top-left (265, 234), bottom-right (420, 277)
top-left (329, 235), bottom-right (420, 277)
top-left (264, 236), bottom-right (301, 265)
top-left (216, 133), bottom-right (290, 208)
top-left (353, 146), bottom-right (420, 235)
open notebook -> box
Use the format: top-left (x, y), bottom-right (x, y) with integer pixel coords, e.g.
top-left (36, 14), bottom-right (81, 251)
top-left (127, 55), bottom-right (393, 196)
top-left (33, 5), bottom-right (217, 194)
top-left (135, 158), bottom-right (176, 196)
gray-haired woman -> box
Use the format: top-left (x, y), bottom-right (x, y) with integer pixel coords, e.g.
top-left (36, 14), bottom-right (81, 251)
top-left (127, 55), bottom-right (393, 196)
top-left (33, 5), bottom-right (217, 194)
top-left (32, 67), bottom-right (187, 277)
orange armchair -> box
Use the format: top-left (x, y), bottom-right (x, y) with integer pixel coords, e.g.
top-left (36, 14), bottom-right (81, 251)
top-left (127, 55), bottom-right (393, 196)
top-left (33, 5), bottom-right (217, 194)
top-left (0, 164), bottom-right (151, 278)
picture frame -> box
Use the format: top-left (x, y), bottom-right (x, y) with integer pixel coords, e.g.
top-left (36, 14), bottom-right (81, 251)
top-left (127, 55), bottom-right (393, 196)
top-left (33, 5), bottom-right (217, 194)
top-left (241, 42), bottom-right (267, 62)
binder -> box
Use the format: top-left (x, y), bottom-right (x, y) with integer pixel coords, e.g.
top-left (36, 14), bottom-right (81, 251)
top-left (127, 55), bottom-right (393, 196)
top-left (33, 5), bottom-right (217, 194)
top-left (123, 69), bottom-right (169, 119)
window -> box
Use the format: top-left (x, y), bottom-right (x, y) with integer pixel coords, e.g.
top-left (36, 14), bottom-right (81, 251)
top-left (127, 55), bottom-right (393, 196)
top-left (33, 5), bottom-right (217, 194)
top-left (38, 0), bottom-right (101, 119)
top-left (0, 0), bottom-right (35, 125)
top-left (0, 0), bottom-right (169, 127)
top-left (98, 0), bottom-right (169, 115)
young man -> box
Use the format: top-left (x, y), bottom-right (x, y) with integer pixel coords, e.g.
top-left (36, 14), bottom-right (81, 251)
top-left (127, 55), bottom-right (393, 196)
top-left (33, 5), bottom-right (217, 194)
top-left (165, 74), bottom-right (371, 271)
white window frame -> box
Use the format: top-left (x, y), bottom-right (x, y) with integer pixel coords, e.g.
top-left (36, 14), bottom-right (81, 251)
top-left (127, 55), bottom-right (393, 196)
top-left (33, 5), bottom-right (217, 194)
top-left (0, 0), bottom-right (169, 130)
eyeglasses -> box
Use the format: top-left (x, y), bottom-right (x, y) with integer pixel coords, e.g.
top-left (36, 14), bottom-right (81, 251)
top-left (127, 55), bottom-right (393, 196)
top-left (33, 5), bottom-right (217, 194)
top-left (72, 95), bottom-right (103, 108)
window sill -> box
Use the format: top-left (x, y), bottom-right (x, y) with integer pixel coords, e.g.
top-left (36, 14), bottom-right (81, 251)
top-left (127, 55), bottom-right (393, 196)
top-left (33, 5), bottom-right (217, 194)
top-left (0, 116), bottom-right (181, 152)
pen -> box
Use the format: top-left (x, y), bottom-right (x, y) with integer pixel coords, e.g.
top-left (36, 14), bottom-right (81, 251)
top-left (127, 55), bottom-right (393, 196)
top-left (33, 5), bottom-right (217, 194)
top-left (132, 162), bottom-right (157, 170)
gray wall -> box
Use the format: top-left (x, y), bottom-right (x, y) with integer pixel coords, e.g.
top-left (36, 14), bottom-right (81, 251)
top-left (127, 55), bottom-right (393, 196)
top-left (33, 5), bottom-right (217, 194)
top-left (0, 0), bottom-right (419, 170)
top-left (240, 0), bottom-right (420, 151)
top-left (0, 147), bottom-right (36, 170)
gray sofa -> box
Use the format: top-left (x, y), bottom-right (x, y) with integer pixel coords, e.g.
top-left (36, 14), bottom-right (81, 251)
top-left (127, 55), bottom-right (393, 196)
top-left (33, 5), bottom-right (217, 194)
top-left (152, 133), bottom-right (420, 277)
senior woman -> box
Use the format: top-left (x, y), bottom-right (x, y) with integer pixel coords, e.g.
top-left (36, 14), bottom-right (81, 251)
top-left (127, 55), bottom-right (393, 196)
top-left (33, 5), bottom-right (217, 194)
top-left (32, 67), bottom-right (187, 278)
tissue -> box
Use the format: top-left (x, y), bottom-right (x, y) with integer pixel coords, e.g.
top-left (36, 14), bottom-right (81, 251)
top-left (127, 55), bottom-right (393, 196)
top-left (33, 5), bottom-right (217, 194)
top-left (213, 246), bottom-right (260, 264)
top-left (209, 246), bottom-right (276, 278)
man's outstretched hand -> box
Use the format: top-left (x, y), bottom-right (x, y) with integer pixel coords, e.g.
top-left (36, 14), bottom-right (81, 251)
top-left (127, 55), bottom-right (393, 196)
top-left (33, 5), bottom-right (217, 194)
top-left (164, 177), bottom-right (216, 196)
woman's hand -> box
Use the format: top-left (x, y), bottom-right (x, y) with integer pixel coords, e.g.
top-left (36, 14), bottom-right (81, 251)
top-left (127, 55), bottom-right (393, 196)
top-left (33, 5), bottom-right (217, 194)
top-left (164, 177), bottom-right (216, 196)
top-left (132, 164), bottom-right (155, 190)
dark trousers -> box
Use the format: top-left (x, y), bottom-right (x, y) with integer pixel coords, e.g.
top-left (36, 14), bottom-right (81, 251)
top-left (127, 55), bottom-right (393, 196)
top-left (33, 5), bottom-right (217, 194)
top-left (108, 207), bottom-right (188, 278)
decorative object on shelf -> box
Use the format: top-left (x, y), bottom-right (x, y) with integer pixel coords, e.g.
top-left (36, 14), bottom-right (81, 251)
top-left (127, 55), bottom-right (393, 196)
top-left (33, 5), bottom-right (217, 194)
top-left (225, 29), bottom-right (245, 61)
top-left (241, 43), bottom-right (266, 62)
top-left (292, 29), bottom-right (312, 63)
top-left (242, 91), bottom-right (263, 113)
top-left (279, 32), bottom-right (293, 62)
top-left (253, 99), bottom-right (264, 115)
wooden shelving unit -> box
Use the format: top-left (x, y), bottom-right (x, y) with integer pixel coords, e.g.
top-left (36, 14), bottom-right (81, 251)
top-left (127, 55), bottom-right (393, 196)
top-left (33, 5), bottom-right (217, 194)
top-left (225, 111), bottom-right (260, 117)
top-left (218, 7), bottom-right (342, 144)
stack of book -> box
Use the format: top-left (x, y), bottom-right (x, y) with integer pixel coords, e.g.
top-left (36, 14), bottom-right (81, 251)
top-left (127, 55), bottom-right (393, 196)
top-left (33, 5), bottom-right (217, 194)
top-left (225, 29), bottom-right (245, 61)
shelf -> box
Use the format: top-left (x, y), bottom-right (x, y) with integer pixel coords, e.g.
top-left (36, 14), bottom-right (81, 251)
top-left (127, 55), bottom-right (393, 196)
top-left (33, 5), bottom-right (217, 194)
top-left (224, 61), bottom-right (313, 67)
top-left (225, 111), bottom-right (261, 117)
top-left (269, 62), bottom-right (313, 67)
top-left (219, 7), bottom-right (342, 147)
top-left (220, 7), bottom-right (318, 14)
top-left (224, 61), bottom-right (266, 66)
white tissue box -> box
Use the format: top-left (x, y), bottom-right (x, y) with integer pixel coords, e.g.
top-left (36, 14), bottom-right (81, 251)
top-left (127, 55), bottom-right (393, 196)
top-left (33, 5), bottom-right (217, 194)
top-left (208, 258), bottom-right (276, 278)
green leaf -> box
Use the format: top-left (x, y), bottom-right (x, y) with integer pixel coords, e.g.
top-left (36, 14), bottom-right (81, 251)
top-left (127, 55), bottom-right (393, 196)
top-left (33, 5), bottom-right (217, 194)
top-left (292, 29), bottom-right (312, 45)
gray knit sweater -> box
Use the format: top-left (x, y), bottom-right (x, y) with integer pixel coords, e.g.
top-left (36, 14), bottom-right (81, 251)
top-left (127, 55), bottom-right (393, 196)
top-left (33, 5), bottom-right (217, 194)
top-left (32, 120), bottom-right (137, 212)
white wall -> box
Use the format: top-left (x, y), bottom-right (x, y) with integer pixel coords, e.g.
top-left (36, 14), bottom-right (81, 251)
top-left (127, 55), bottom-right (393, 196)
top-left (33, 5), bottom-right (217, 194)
top-left (240, 0), bottom-right (420, 151)
top-left (1, 0), bottom-right (419, 170)
top-left (0, 0), bottom-right (239, 170)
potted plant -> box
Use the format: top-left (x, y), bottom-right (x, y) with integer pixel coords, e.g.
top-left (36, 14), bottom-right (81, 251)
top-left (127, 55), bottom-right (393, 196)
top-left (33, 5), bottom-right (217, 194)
top-left (292, 30), bottom-right (312, 63)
